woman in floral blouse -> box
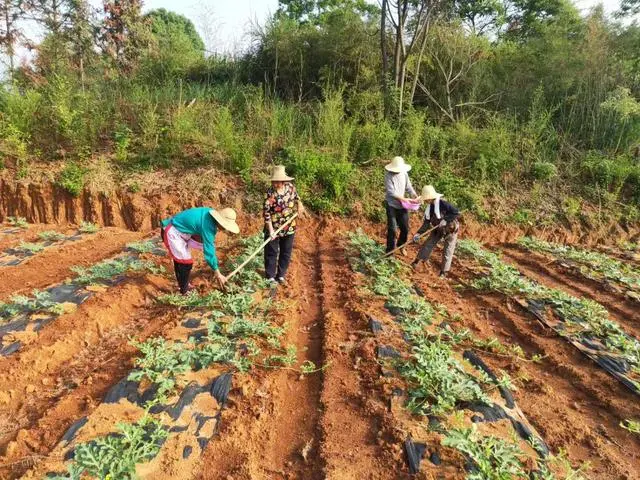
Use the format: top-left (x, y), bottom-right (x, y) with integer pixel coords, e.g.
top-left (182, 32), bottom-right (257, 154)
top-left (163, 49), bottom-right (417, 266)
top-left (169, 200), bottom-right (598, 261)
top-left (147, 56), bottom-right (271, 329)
top-left (264, 165), bottom-right (305, 283)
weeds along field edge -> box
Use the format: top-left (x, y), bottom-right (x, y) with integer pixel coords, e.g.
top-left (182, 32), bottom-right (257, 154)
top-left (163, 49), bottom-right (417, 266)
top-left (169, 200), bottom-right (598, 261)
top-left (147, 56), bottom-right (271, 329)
top-left (345, 230), bottom-right (588, 479)
top-left (20, 235), bottom-right (323, 480)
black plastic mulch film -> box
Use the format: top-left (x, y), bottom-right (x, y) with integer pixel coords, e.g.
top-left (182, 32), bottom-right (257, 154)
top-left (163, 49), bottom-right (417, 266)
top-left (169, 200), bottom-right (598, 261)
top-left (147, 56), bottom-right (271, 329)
top-left (377, 287), bottom-right (550, 475)
top-left (461, 250), bottom-right (640, 396)
top-left (0, 240), bottom-right (166, 357)
top-left (523, 296), bottom-right (640, 396)
top-left (0, 232), bottom-right (84, 267)
top-left (45, 306), bottom-right (235, 477)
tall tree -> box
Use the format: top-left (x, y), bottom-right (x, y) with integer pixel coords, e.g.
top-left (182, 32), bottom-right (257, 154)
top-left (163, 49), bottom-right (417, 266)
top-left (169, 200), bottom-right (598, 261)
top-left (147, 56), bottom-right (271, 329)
top-left (0, 0), bottom-right (24, 80)
top-left (66, 0), bottom-right (95, 90)
top-left (277, 0), bottom-right (376, 24)
top-left (381, 0), bottom-right (447, 118)
top-left (143, 8), bottom-right (205, 80)
top-left (100, 0), bottom-right (150, 74)
top-left (26, 0), bottom-right (71, 70)
top-left (618, 0), bottom-right (639, 17)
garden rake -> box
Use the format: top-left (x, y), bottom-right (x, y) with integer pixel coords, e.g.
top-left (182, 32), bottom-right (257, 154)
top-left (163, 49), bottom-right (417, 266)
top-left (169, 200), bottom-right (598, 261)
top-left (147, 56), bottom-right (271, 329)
top-left (226, 213), bottom-right (299, 283)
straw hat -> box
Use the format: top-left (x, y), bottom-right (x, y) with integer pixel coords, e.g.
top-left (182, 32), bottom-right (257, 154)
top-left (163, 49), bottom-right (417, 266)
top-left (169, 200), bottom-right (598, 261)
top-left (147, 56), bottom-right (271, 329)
top-left (385, 156), bottom-right (411, 173)
top-left (420, 185), bottom-right (443, 201)
top-left (271, 165), bottom-right (294, 182)
top-left (210, 208), bottom-right (240, 234)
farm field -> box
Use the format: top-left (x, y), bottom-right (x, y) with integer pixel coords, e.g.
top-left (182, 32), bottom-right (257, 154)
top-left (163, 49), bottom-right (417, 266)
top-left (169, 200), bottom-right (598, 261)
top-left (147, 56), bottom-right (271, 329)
top-left (0, 216), bottom-right (638, 480)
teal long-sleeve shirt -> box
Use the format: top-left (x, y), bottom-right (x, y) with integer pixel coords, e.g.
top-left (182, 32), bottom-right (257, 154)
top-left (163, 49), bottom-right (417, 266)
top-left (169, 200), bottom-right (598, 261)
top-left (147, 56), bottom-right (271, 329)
top-left (161, 207), bottom-right (219, 271)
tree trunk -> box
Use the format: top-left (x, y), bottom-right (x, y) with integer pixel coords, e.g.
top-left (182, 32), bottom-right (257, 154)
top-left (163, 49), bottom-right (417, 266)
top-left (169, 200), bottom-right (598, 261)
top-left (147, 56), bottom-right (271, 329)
top-left (380, 0), bottom-right (389, 118)
top-left (4, 1), bottom-right (14, 82)
top-left (410, 20), bottom-right (430, 106)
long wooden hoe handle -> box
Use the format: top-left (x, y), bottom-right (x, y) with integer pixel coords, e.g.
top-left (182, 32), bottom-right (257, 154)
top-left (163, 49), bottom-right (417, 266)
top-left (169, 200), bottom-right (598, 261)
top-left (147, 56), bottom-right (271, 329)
top-left (226, 213), bottom-right (299, 282)
top-left (381, 224), bottom-right (440, 259)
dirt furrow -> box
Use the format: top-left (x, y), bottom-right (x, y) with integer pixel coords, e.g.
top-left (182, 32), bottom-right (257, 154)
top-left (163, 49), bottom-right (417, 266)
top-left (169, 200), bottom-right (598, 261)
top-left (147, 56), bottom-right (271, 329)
top-left (409, 266), bottom-right (640, 478)
top-left (317, 226), bottom-right (398, 479)
top-left (0, 228), bottom-right (144, 299)
top-left (199, 226), bottom-right (324, 479)
top-left (0, 274), bottom-right (177, 479)
top-left (500, 245), bottom-right (640, 326)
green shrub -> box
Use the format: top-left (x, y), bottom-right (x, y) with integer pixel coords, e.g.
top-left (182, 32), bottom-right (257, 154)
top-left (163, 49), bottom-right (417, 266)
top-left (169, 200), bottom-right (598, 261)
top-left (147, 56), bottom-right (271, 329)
top-left (580, 152), bottom-right (638, 199)
top-left (531, 161), bottom-right (558, 182)
top-left (279, 147), bottom-right (354, 213)
top-left (510, 208), bottom-right (534, 226)
top-left (57, 162), bottom-right (87, 197)
top-left (350, 121), bottom-right (396, 164)
top-left (399, 110), bottom-right (425, 157)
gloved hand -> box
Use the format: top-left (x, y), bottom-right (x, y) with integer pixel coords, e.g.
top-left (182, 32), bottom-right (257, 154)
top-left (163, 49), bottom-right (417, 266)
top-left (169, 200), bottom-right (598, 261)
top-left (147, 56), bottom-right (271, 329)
top-left (438, 219), bottom-right (447, 228)
top-left (413, 234), bottom-right (421, 243)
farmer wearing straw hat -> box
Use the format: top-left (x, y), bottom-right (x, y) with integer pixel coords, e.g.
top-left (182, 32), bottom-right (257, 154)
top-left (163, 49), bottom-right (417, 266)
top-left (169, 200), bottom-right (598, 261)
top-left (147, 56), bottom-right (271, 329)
top-left (161, 207), bottom-right (240, 293)
top-left (411, 185), bottom-right (460, 278)
top-left (384, 156), bottom-right (420, 254)
top-left (264, 165), bottom-right (306, 284)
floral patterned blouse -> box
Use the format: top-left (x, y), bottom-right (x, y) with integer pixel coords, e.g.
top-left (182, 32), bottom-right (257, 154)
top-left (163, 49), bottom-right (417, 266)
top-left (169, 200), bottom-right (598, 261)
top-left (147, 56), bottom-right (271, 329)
top-left (264, 183), bottom-right (299, 237)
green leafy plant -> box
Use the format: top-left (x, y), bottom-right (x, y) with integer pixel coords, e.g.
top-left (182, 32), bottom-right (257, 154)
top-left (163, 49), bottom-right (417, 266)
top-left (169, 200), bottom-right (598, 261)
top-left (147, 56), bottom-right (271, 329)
top-left (129, 337), bottom-right (195, 402)
top-left (7, 216), bottom-right (28, 228)
top-left (518, 236), bottom-right (640, 292)
top-left (127, 240), bottom-right (157, 253)
top-left (400, 338), bottom-right (492, 415)
top-left (620, 419), bottom-right (640, 434)
top-left (0, 289), bottom-right (65, 321)
top-left (458, 240), bottom-right (640, 381)
top-left (39, 230), bottom-right (66, 242)
top-left (443, 426), bottom-right (528, 480)
top-left (15, 241), bottom-right (45, 253)
top-left (58, 416), bottom-right (168, 480)
top-left (72, 257), bottom-right (162, 285)
top-left (78, 221), bottom-right (99, 233)
top-left (265, 345), bottom-right (297, 367)
top-left (57, 162), bottom-right (87, 197)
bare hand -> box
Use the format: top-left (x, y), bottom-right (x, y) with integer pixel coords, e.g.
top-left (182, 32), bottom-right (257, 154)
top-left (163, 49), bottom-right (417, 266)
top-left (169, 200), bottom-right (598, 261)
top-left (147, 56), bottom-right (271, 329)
top-left (216, 271), bottom-right (227, 288)
top-left (269, 229), bottom-right (277, 240)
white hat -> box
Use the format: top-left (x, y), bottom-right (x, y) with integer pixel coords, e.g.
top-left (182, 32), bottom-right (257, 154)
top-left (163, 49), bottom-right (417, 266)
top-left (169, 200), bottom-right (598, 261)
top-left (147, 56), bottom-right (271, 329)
top-left (210, 208), bottom-right (240, 234)
top-left (271, 165), bottom-right (294, 182)
top-left (420, 185), bottom-right (443, 201)
top-left (385, 156), bottom-right (411, 173)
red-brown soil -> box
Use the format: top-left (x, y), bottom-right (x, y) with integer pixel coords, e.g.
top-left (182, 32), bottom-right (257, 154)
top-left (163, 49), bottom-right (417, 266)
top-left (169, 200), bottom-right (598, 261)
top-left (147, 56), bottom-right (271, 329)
top-left (0, 213), bottom-right (639, 479)
top-left (0, 228), bottom-right (144, 299)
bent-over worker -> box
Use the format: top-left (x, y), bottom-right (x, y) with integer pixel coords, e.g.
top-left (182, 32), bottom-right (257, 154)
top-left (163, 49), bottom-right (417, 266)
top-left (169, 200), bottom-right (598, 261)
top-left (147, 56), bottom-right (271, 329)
top-left (264, 165), bottom-right (305, 284)
top-left (161, 206), bottom-right (240, 293)
top-left (384, 156), bottom-right (420, 254)
top-left (411, 185), bottom-right (460, 278)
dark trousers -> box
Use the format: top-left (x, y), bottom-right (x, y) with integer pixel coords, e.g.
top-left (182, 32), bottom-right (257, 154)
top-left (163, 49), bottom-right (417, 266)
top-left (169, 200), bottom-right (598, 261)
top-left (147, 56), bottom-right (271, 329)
top-left (174, 262), bottom-right (192, 294)
top-left (385, 202), bottom-right (409, 253)
top-left (264, 233), bottom-right (295, 279)
top-left (161, 227), bottom-right (193, 294)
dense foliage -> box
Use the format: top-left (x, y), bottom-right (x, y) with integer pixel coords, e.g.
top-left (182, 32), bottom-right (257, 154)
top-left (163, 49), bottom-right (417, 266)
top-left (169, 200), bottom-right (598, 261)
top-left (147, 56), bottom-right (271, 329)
top-left (0, 0), bottom-right (638, 223)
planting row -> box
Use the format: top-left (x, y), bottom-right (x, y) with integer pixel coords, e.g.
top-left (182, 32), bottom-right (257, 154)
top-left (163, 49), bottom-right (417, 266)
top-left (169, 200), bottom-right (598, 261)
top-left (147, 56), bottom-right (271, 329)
top-left (518, 236), bottom-right (640, 302)
top-left (0, 239), bottom-right (164, 357)
top-left (458, 240), bottom-right (640, 395)
top-left (0, 224), bottom-right (100, 267)
top-left (346, 231), bottom-right (586, 479)
top-left (26, 235), bottom-right (319, 479)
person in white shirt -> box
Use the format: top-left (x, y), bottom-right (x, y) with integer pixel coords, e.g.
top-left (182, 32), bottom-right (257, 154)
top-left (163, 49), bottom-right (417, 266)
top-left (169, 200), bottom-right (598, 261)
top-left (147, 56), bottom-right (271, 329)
top-left (383, 156), bottom-right (420, 254)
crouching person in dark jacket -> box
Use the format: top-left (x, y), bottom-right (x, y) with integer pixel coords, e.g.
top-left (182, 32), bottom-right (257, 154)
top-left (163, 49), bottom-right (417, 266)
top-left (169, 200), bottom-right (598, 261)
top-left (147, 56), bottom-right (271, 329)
top-left (411, 185), bottom-right (460, 278)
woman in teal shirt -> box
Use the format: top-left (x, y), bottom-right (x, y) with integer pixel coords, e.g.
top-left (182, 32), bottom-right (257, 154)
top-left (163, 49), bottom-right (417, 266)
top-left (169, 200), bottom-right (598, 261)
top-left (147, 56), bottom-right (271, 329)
top-left (161, 207), bottom-right (240, 293)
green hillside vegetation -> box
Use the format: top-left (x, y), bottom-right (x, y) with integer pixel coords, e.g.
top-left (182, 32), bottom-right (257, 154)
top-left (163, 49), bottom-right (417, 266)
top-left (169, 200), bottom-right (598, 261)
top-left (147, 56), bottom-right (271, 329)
top-left (0, 0), bottom-right (638, 225)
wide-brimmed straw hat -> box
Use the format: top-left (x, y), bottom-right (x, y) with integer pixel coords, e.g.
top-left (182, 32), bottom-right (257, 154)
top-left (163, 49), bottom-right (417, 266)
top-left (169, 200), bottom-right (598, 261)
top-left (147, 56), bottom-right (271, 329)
top-left (271, 165), bottom-right (294, 182)
top-left (385, 156), bottom-right (411, 173)
top-left (420, 185), bottom-right (443, 201)
top-left (210, 208), bottom-right (240, 234)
